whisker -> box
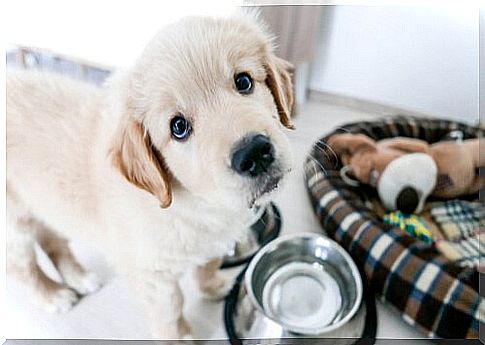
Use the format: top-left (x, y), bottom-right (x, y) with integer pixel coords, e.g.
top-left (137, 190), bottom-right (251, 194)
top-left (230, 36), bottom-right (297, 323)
top-left (312, 141), bottom-right (332, 163)
top-left (313, 139), bottom-right (339, 169)
top-left (306, 153), bottom-right (328, 178)
top-left (305, 153), bottom-right (318, 178)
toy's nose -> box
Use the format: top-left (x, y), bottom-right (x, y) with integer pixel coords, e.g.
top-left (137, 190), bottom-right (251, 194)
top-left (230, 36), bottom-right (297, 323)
top-left (396, 187), bottom-right (420, 214)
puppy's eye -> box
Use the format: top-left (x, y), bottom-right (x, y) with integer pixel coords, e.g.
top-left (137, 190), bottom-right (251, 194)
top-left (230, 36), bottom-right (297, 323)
top-left (170, 115), bottom-right (192, 140)
top-left (235, 72), bottom-right (253, 94)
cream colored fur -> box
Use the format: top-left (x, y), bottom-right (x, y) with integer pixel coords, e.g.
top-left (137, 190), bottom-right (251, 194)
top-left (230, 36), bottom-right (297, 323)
top-left (6, 12), bottom-right (293, 339)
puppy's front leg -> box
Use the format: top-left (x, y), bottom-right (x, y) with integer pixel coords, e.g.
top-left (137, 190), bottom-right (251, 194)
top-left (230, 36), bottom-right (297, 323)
top-left (129, 270), bottom-right (190, 339)
top-left (195, 257), bottom-right (232, 300)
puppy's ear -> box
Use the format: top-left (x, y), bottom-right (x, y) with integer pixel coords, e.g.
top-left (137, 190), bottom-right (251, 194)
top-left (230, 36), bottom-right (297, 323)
top-left (265, 55), bottom-right (295, 129)
top-left (110, 119), bottom-right (172, 208)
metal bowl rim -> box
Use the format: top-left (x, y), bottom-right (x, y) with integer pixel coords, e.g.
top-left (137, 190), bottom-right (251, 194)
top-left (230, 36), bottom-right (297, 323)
top-left (244, 232), bottom-right (363, 335)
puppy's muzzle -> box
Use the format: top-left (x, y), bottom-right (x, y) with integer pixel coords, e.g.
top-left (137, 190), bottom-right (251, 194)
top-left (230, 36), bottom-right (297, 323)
top-left (231, 134), bottom-right (275, 177)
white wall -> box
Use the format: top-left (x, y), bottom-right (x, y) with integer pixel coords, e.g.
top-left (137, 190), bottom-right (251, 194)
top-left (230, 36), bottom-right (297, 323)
top-left (310, 6), bottom-right (479, 124)
top-left (4, 0), bottom-right (240, 68)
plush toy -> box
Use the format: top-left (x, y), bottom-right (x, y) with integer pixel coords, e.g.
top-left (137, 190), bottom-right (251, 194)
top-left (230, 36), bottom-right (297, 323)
top-left (328, 133), bottom-right (484, 214)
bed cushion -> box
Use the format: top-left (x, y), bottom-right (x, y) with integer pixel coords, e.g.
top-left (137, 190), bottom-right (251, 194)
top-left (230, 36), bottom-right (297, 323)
top-left (304, 115), bottom-right (484, 339)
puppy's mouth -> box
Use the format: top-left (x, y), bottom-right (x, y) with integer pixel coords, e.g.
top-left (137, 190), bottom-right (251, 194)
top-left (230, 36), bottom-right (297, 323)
top-left (248, 172), bottom-right (284, 209)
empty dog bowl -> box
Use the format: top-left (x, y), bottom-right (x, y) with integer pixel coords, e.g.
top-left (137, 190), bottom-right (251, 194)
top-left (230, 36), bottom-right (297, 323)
top-left (221, 202), bottom-right (281, 269)
top-left (225, 232), bottom-right (363, 339)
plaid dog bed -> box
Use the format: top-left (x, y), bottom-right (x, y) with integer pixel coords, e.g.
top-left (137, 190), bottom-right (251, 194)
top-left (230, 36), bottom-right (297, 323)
top-left (428, 200), bottom-right (485, 269)
top-left (304, 116), bottom-right (484, 339)
top-left (435, 232), bottom-right (485, 269)
top-left (429, 200), bottom-right (485, 241)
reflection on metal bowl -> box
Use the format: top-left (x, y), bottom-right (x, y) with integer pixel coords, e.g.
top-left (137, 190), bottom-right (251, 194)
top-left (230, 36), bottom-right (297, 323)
top-left (224, 233), bottom-right (365, 342)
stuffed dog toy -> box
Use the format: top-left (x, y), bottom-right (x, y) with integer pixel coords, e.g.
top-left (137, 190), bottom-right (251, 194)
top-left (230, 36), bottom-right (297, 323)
top-left (328, 133), bottom-right (483, 214)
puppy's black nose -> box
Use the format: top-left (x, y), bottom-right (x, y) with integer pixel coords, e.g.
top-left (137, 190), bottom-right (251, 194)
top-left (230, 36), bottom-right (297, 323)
top-left (231, 134), bottom-right (275, 177)
top-left (396, 187), bottom-right (420, 214)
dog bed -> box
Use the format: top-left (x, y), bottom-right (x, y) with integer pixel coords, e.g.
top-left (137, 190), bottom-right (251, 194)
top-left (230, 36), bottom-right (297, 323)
top-left (304, 116), bottom-right (484, 339)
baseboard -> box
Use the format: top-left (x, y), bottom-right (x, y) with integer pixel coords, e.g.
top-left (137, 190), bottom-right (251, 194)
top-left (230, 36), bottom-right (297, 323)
top-left (308, 89), bottom-right (453, 120)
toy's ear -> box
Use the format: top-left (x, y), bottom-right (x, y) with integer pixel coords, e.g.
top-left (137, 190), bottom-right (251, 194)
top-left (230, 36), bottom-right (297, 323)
top-left (348, 150), bottom-right (376, 184)
top-left (380, 137), bottom-right (430, 153)
top-left (327, 134), bottom-right (377, 164)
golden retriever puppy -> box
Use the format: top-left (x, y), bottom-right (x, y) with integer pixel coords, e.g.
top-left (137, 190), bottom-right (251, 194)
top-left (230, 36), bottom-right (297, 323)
top-left (6, 12), bottom-right (293, 339)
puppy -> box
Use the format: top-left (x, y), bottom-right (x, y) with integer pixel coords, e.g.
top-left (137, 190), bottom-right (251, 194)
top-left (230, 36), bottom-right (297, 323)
top-left (6, 12), bottom-right (293, 339)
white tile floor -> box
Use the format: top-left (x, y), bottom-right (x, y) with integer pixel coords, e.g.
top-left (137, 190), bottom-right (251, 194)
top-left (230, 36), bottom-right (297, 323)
top-left (5, 99), bottom-right (432, 343)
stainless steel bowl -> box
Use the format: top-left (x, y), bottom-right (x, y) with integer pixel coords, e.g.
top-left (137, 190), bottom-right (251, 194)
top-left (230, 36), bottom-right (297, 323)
top-left (227, 232), bottom-right (364, 339)
top-left (221, 202), bottom-right (281, 269)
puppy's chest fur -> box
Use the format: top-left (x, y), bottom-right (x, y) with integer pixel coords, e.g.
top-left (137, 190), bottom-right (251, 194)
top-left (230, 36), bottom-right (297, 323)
top-left (101, 187), bottom-right (249, 273)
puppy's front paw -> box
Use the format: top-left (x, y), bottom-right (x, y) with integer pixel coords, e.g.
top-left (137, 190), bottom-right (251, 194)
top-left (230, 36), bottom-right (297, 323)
top-left (152, 317), bottom-right (192, 340)
top-left (65, 271), bottom-right (102, 295)
top-left (178, 316), bottom-right (192, 338)
top-left (199, 273), bottom-right (233, 301)
top-left (43, 287), bottom-right (79, 313)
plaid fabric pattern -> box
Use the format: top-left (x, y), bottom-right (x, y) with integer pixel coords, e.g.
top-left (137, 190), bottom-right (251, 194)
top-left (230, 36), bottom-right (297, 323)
top-left (428, 200), bottom-right (485, 268)
top-left (429, 200), bottom-right (485, 240)
top-left (304, 116), bottom-right (484, 339)
top-left (435, 232), bottom-right (485, 269)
